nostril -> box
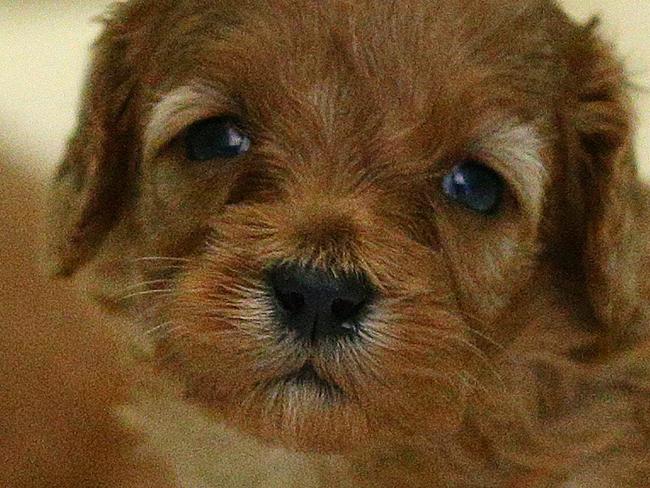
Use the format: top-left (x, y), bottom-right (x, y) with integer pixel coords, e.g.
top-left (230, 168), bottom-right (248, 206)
top-left (266, 262), bottom-right (376, 340)
top-left (275, 289), bottom-right (305, 314)
top-left (331, 298), bottom-right (366, 323)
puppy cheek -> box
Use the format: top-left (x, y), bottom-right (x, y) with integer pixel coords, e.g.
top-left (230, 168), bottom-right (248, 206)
top-left (438, 209), bottom-right (539, 322)
top-left (356, 312), bottom-right (473, 439)
top-left (157, 269), bottom-right (287, 402)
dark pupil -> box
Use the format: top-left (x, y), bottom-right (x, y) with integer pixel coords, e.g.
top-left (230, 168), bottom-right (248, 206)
top-left (442, 161), bottom-right (503, 214)
top-left (185, 118), bottom-right (250, 161)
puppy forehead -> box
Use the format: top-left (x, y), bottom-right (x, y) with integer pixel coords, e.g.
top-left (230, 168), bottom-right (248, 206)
top-left (150, 0), bottom-right (562, 116)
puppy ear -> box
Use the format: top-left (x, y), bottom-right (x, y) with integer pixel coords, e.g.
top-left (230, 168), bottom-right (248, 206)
top-left (566, 19), bottom-right (649, 342)
top-left (50, 7), bottom-right (144, 276)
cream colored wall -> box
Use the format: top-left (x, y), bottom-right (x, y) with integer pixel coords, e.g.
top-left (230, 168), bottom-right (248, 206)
top-left (0, 1), bottom-right (648, 177)
top-left (0, 1), bottom-right (109, 172)
top-left (563, 1), bottom-right (650, 181)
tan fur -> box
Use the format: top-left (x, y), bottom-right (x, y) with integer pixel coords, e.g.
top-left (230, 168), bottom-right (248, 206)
top-left (49, 1), bottom-right (650, 486)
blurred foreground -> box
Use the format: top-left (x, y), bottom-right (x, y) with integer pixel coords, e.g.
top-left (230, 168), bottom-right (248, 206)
top-left (0, 155), bottom-right (176, 488)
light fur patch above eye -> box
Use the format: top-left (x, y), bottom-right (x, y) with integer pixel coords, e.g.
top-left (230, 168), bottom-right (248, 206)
top-left (143, 83), bottom-right (233, 163)
top-left (472, 120), bottom-right (548, 218)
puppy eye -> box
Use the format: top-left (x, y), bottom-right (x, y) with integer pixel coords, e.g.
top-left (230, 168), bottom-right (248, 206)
top-left (441, 161), bottom-right (504, 214)
top-left (185, 117), bottom-right (251, 161)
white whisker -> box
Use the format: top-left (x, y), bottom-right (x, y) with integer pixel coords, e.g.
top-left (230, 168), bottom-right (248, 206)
top-left (143, 321), bottom-right (175, 337)
top-left (120, 289), bottom-right (176, 301)
top-left (121, 279), bottom-right (174, 293)
top-left (132, 256), bottom-right (193, 263)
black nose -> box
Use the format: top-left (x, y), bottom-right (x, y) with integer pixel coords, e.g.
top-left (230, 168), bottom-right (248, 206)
top-left (266, 263), bottom-right (375, 341)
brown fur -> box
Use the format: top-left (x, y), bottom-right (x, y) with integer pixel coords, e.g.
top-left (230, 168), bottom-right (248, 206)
top-left (0, 158), bottom-right (176, 488)
top-left (50, 0), bottom-right (650, 486)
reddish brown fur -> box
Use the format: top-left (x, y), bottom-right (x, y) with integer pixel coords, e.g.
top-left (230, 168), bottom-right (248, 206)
top-left (1, 159), bottom-right (176, 488)
top-left (50, 0), bottom-right (650, 486)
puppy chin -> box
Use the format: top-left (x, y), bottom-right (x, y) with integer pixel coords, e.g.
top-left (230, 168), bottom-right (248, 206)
top-left (162, 355), bottom-right (466, 454)
top-left (230, 382), bottom-right (373, 454)
top-left (159, 339), bottom-right (371, 453)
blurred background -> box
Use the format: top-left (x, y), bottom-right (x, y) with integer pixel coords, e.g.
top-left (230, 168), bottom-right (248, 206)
top-left (0, 0), bottom-right (649, 177)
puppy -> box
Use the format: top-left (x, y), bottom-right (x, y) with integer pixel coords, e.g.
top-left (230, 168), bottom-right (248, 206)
top-left (0, 158), bottom-right (176, 488)
top-left (50, 0), bottom-right (650, 486)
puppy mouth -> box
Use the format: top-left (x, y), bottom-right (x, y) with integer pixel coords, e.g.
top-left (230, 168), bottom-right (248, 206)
top-left (273, 362), bottom-right (346, 401)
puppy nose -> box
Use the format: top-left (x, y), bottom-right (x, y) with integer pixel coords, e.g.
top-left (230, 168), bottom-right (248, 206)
top-left (266, 263), bottom-right (374, 341)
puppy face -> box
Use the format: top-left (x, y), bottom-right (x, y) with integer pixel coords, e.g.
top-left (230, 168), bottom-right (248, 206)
top-left (51, 0), bottom-right (643, 454)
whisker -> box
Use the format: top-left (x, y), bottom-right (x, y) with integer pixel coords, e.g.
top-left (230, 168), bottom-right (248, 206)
top-left (461, 324), bottom-right (509, 353)
top-left (143, 321), bottom-right (175, 337)
top-left (443, 335), bottom-right (508, 393)
top-left (122, 286), bottom-right (208, 301)
top-left (363, 317), bottom-right (508, 396)
top-left (121, 279), bottom-right (175, 293)
top-left (131, 256), bottom-right (193, 263)
top-left (120, 289), bottom-right (176, 301)
top-left (455, 313), bottom-right (509, 348)
top-left (455, 368), bottom-right (495, 399)
top-left (124, 256), bottom-right (193, 275)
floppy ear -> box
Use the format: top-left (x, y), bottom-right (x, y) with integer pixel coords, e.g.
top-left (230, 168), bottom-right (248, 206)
top-left (566, 19), bottom-right (650, 343)
top-left (50, 6), bottom-right (146, 277)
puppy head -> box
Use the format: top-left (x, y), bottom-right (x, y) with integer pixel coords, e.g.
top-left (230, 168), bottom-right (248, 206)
top-left (51, 0), bottom-right (641, 452)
